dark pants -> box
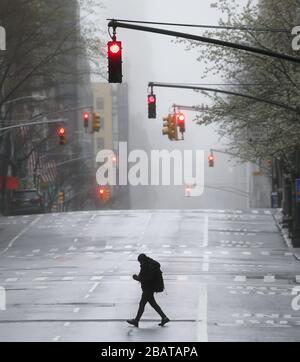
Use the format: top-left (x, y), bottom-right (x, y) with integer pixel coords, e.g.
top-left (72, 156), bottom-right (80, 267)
top-left (135, 290), bottom-right (167, 321)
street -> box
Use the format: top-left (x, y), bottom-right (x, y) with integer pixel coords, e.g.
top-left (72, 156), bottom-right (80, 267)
top-left (0, 209), bottom-right (299, 342)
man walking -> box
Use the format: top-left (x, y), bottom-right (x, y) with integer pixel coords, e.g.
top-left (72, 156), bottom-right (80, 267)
top-left (127, 254), bottom-right (170, 328)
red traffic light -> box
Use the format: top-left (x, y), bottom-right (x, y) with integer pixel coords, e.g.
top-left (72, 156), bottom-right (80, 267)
top-left (58, 127), bottom-right (66, 136)
top-left (208, 155), bottom-right (214, 161)
top-left (109, 43), bottom-right (121, 55)
top-left (83, 112), bottom-right (89, 121)
top-left (99, 188), bottom-right (104, 196)
top-left (178, 114), bottom-right (185, 122)
top-left (148, 95), bottom-right (156, 104)
top-left (107, 41), bottom-right (123, 83)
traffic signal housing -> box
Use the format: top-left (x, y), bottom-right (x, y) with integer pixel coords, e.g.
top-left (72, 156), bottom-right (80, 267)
top-left (177, 113), bottom-right (186, 133)
top-left (58, 192), bottom-right (65, 204)
top-left (58, 127), bottom-right (67, 145)
top-left (93, 113), bottom-right (101, 132)
top-left (148, 94), bottom-right (156, 119)
top-left (83, 112), bottom-right (89, 129)
top-left (162, 114), bottom-right (178, 141)
top-left (98, 187), bottom-right (111, 203)
top-left (208, 154), bottom-right (215, 168)
top-left (107, 41), bottom-right (122, 83)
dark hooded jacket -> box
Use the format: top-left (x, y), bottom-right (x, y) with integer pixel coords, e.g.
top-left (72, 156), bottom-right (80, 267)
top-left (137, 256), bottom-right (161, 292)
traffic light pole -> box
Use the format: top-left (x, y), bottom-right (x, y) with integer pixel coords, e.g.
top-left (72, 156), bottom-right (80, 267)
top-left (108, 20), bottom-right (300, 65)
top-left (149, 82), bottom-right (299, 114)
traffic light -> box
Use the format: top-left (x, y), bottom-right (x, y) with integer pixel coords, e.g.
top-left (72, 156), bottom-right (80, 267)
top-left (58, 127), bottom-right (67, 145)
top-left (107, 40), bottom-right (122, 83)
top-left (98, 187), bottom-right (111, 202)
top-left (83, 112), bottom-right (89, 129)
top-left (177, 113), bottom-right (186, 133)
top-left (148, 94), bottom-right (156, 119)
top-left (93, 113), bottom-right (101, 132)
top-left (169, 114), bottom-right (178, 141)
top-left (58, 192), bottom-right (65, 203)
top-left (208, 154), bottom-right (215, 167)
top-left (162, 114), bottom-right (179, 141)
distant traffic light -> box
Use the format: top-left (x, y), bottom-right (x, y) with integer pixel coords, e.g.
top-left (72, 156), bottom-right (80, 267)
top-left (107, 40), bottom-right (122, 83)
top-left (83, 112), bottom-right (89, 129)
top-left (58, 127), bottom-right (67, 145)
top-left (208, 154), bottom-right (215, 167)
top-left (98, 187), bottom-right (111, 202)
top-left (148, 94), bottom-right (156, 119)
top-left (58, 192), bottom-right (65, 203)
top-left (93, 113), bottom-right (101, 132)
top-left (177, 113), bottom-right (186, 133)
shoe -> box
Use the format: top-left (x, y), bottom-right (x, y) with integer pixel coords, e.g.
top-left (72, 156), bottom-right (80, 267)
top-left (127, 319), bottom-right (139, 328)
top-left (159, 317), bottom-right (170, 326)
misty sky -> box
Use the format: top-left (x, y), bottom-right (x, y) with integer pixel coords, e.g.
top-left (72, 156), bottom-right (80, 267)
top-left (99, 0), bottom-right (253, 209)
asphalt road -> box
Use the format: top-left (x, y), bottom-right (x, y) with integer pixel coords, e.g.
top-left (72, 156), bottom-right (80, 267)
top-left (0, 209), bottom-right (299, 342)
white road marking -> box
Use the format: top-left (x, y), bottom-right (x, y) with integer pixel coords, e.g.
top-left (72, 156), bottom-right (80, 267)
top-left (0, 215), bottom-right (43, 256)
top-left (62, 277), bottom-right (74, 281)
top-left (34, 277), bottom-right (48, 281)
top-left (203, 216), bottom-right (209, 248)
top-left (53, 336), bottom-right (61, 342)
top-left (89, 282), bottom-right (99, 293)
top-left (91, 276), bottom-right (103, 281)
top-left (73, 238), bottom-right (78, 243)
top-left (177, 275), bottom-right (188, 281)
top-left (5, 278), bottom-right (18, 282)
top-left (264, 275), bottom-right (275, 283)
top-left (68, 246), bottom-right (77, 251)
top-left (64, 322), bottom-right (70, 327)
top-left (120, 276), bottom-right (131, 280)
top-left (73, 308), bottom-right (80, 313)
top-left (197, 284), bottom-right (208, 342)
top-left (32, 249), bottom-right (40, 253)
top-left (234, 276), bottom-right (247, 282)
top-left (202, 255), bottom-right (210, 272)
top-left (84, 294), bottom-right (90, 299)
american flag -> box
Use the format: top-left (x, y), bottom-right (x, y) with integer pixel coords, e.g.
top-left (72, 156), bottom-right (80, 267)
top-left (39, 159), bottom-right (58, 184)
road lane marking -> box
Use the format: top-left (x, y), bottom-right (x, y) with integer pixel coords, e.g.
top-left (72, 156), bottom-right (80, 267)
top-left (34, 277), bottom-right (48, 281)
top-left (0, 215), bottom-right (43, 256)
top-left (53, 336), bottom-right (61, 342)
top-left (234, 276), bottom-right (247, 282)
top-left (89, 282), bottom-right (99, 293)
top-left (84, 294), bottom-right (90, 299)
top-left (197, 284), bottom-right (208, 342)
top-left (202, 216), bottom-right (208, 248)
top-left (64, 322), bottom-right (70, 327)
top-left (202, 255), bottom-right (210, 272)
top-left (5, 278), bottom-right (18, 282)
top-left (91, 276), bottom-right (103, 281)
top-left (73, 308), bottom-right (80, 313)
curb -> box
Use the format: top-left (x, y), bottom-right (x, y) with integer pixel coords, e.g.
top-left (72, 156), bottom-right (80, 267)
top-left (272, 209), bottom-right (300, 263)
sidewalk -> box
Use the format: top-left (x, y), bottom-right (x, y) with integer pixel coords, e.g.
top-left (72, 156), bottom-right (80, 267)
top-left (273, 209), bottom-right (300, 262)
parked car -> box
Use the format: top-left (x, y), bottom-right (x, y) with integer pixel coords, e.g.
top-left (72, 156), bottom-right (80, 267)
top-left (9, 189), bottom-right (44, 215)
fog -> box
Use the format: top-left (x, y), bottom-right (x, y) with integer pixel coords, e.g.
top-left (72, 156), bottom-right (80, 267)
top-left (101, 0), bottom-right (250, 210)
